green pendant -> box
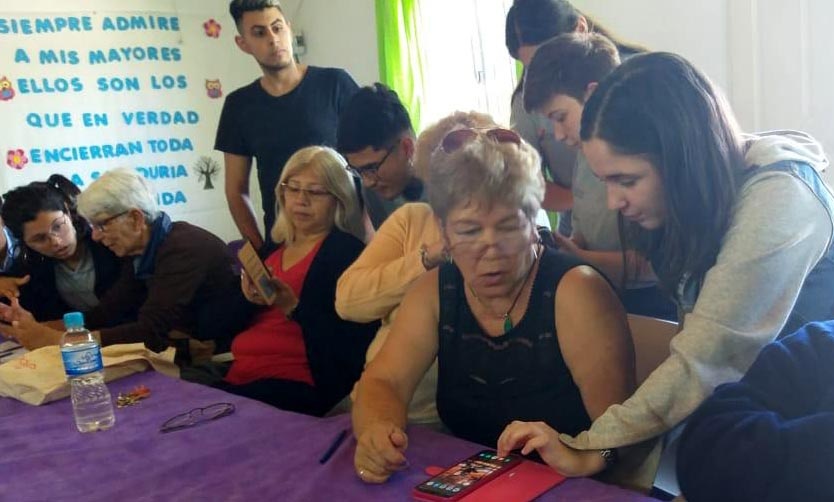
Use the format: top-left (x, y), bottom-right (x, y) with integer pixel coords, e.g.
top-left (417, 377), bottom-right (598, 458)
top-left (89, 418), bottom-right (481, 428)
top-left (503, 315), bottom-right (513, 333)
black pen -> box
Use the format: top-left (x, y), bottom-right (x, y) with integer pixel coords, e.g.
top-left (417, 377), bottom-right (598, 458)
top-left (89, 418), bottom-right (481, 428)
top-left (319, 428), bottom-right (349, 464)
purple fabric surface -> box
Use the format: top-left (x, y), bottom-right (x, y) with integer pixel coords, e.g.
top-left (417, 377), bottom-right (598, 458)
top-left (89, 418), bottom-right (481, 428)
top-left (0, 371), bottom-right (656, 501)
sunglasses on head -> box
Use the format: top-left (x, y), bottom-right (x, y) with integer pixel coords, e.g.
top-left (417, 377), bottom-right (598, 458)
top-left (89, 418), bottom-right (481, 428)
top-left (440, 127), bottom-right (521, 153)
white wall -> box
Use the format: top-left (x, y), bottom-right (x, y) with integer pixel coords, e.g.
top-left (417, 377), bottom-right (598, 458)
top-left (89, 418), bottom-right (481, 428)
top-left (572, 0), bottom-right (834, 186)
top-left (572, 0), bottom-right (729, 89)
top-left (287, 0), bottom-right (834, 187)
top-left (0, 0), bottom-right (263, 241)
top-left (282, 0), bottom-right (379, 85)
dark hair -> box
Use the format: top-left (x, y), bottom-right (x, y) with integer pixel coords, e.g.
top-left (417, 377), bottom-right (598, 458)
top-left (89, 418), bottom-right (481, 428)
top-left (1, 174), bottom-right (85, 243)
top-left (506, 0), bottom-right (645, 102)
top-left (337, 83), bottom-right (414, 153)
top-left (229, 0), bottom-right (284, 28)
top-left (506, 0), bottom-right (645, 59)
top-left (523, 32), bottom-right (620, 112)
top-left (580, 52), bottom-right (745, 292)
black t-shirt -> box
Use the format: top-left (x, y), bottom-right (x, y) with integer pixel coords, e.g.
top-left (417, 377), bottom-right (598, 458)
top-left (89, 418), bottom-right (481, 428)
top-left (214, 66), bottom-right (358, 233)
top-left (435, 248), bottom-right (591, 446)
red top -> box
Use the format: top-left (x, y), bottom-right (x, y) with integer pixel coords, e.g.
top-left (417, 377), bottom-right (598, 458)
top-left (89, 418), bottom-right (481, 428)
top-left (224, 241), bottom-right (323, 386)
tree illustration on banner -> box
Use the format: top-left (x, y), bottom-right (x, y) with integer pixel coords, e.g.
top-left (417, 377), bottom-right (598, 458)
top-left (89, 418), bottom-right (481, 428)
top-left (193, 155), bottom-right (220, 189)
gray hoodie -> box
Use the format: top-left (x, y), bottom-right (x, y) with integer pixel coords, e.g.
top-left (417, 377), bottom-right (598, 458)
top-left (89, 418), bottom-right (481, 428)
top-left (562, 130), bottom-right (834, 484)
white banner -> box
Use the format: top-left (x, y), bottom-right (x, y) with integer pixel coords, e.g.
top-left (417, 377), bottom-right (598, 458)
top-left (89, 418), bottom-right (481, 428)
top-left (0, 1), bottom-right (258, 241)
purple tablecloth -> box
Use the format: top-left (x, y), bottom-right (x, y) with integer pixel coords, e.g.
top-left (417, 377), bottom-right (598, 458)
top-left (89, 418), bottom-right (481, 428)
top-left (0, 371), bottom-right (656, 501)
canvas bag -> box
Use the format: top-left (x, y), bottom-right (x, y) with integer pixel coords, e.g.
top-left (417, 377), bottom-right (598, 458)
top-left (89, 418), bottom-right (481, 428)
top-left (0, 343), bottom-right (179, 405)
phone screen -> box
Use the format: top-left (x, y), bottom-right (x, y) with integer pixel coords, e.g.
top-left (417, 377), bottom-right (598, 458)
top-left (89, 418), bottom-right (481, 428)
top-left (415, 450), bottom-right (521, 498)
top-left (237, 240), bottom-right (277, 303)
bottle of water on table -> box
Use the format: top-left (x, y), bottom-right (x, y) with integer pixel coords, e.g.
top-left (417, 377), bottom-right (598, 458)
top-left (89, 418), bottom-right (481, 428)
top-left (60, 312), bottom-right (115, 432)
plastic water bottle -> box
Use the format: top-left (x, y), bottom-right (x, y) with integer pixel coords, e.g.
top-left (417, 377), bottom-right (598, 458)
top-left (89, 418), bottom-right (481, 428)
top-left (60, 312), bottom-right (115, 432)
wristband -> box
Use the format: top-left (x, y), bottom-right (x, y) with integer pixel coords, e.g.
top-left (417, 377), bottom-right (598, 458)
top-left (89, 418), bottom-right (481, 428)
top-left (419, 244), bottom-right (431, 270)
top-left (599, 448), bottom-right (618, 468)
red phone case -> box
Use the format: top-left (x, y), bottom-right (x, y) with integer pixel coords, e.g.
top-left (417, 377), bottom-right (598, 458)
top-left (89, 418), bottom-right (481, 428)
top-left (458, 460), bottom-right (566, 502)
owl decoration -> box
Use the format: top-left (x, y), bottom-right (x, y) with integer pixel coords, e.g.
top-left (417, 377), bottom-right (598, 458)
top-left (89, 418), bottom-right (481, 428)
top-left (206, 79), bottom-right (223, 99)
top-left (0, 76), bottom-right (15, 101)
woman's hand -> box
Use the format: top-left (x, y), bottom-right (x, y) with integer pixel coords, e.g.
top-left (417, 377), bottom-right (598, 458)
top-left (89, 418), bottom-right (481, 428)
top-left (354, 420), bottom-right (409, 484)
top-left (497, 421), bottom-right (606, 477)
top-left (421, 241), bottom-right (449, 270)
top-left (267, 277), bottom-right (299, 317)
top-left (552, 232), bottom-right (583, 255)
top-left (0, 275), bottom-right (30, 300)
top-left (0, 299), bottom-right (61, 349)
top-left (240, 272), bottom-right (298, 316)
top-left (240, 271), bottom-right (270, 306)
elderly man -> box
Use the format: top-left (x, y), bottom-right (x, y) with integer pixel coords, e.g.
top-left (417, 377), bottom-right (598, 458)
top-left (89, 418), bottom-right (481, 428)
top-left (0, 169), bottom-right (244, 364)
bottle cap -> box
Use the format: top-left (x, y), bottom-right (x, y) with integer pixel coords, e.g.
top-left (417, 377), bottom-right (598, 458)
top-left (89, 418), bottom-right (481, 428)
top-left (63, 312), bottom-right (85, 329)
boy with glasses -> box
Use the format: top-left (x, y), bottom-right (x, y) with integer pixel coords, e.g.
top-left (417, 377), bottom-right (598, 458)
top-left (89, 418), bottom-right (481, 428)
top-left (337, 83), bottom-right (425, 228)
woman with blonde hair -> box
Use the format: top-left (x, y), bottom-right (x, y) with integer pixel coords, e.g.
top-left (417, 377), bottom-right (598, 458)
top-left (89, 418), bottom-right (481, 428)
top-left (186, 146), bottom-right (378, 416)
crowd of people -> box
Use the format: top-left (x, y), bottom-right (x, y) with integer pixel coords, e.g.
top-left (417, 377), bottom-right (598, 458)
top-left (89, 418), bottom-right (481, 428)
top-left (2, 0), bottom-right (834, 500)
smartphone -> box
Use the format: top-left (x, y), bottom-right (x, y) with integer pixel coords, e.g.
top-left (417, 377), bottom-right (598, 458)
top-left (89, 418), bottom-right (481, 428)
top-left (236, 240), bottom-right (278, 304)
top-left (412, 450), bottom-right (522, 501)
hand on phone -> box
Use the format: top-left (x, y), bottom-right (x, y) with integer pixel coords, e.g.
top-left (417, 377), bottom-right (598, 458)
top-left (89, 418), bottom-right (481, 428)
top-left (354, 421), bottom-right (409, 484)
top-left (267, 275), bottom-right (299, 316)
top-left (241, 270), bottom-right (299, 315)
top-left (241, 271), bottom-right (270, 306)
top-left (497, 421), bottom-right (604, 477)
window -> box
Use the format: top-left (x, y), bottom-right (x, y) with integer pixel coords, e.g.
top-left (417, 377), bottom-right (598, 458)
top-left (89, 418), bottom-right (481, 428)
top-left (414, 0), bottom-right (517, 126)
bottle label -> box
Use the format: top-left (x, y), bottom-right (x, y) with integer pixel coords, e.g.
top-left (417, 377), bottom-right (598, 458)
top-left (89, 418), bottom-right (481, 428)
top-left (61, 343), bottom-right (103, 376)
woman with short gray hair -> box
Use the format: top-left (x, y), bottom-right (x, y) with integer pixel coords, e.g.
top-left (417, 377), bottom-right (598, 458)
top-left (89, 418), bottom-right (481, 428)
top-left (351, 114), bottom-right (635, 484)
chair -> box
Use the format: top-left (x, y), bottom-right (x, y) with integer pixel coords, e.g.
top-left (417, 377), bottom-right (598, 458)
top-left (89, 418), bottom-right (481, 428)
top-left (627, 313), bottom-right (678, 385)
top-left (626, 313), bottom-right (681, 499)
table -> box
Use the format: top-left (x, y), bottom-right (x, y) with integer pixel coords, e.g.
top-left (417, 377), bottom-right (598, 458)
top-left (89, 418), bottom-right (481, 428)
top-left (0, 371), bottom-right (657, 501)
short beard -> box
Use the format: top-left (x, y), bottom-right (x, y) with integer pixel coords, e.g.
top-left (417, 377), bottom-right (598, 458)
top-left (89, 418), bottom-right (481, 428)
top-left (259, 58), bottom-right (294, 74)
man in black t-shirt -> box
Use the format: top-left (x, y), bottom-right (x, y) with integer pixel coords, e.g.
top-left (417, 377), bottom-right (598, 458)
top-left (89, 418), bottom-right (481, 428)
top-left (337, 83), bottom-right (425, 229)
top-left (216, 0), bottom-right (358, 248)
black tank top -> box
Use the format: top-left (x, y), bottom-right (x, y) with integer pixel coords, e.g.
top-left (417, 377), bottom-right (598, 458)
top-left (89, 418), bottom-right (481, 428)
top-left (436, 248), bottom-right (592, 446)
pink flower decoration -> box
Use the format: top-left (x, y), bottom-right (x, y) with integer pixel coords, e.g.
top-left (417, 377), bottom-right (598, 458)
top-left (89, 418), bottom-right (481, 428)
top-left (203, 19), bottom-right (221, 38)
top-left (6, 149), bottom-right (28, 170)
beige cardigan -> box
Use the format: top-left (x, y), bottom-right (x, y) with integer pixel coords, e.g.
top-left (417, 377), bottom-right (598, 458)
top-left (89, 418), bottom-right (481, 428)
top-left (336, 203), bottom-right (442, 424)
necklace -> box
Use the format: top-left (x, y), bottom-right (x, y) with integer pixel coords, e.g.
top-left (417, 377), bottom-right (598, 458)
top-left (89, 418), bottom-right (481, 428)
top-left (468, 245), bottom-right (540, 334)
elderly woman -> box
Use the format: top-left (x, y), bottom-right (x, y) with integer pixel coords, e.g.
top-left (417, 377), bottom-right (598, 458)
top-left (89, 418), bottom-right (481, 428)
top-left (0, 175), bottom-right (123, 319)
top-left (186, 146), bottom-right (379, 416)
top-left (0, 169), bottom-right (241, 364)
top-left (351, 115), bottom-right (635, 484)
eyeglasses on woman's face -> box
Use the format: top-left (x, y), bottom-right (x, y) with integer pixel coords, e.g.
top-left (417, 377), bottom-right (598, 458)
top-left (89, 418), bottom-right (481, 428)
top-left (279, 182), bottom-right (333, 201)
top-left (447, 217), bottom-right (534, 260)
top-left (24, 213), bottom-right (71, 248)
